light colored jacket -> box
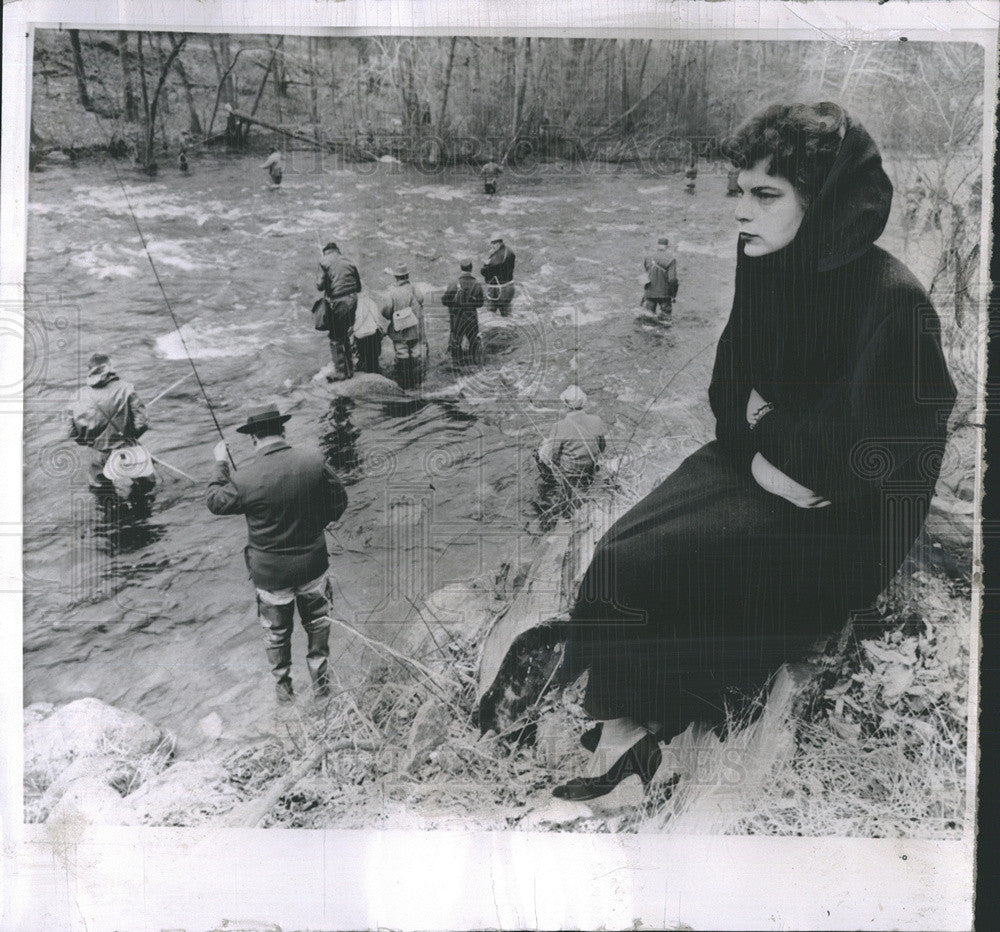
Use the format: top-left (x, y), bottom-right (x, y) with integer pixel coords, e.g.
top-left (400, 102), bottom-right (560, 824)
top-left (538, 411), bottom-right (607, 475)
top-left (68, 370), bottom-right (148, 454)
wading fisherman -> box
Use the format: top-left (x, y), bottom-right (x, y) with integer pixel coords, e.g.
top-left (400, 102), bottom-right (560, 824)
top-left (261, 148), bottom-right (284, 186)
top-left (481, 234), bottom-right (516, 316)
top-left (536, 386), bottom-right (607, 488)
top-left (68, 353), bottom-right (156, 516)
top-left (642, 237), bottom-right (679, 322)
top-left (481, 160), bottom-right (503, 196)
top-left (380, 264), bottom-right (426, 388)
top-left (441, 259), bottom-right (485, 366)
top-left (206, 404), bottom-right (348, 704)
top-left (317, 241), bottom-right (363, 382)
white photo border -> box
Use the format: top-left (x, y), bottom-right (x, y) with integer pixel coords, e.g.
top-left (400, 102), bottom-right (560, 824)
top-left (2, 2), bottom-right (994, 929)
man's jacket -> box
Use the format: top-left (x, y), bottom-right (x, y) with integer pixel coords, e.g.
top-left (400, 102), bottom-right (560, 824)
top-left (68, 370), bottom-right (148, 453)
top-left (441, 273), bottom-right (485, 315)
top-left (318, 253), bottom-right (362, 301)
top-left (644, 254), bottom-right (678, 300)
top-left (206, 440), bottom-right (348, 591)
top-left (539, 412), bottom-right (607, 476)
top-left (481, 246), bottom-right (515, 285)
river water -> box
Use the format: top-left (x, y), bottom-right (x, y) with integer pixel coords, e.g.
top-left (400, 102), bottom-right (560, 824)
top-left (26, 154), bottom-right (918, 755)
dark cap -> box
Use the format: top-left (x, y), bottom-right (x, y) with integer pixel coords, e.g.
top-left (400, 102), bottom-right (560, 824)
top-left (87, 353), bottom-right (110, 370)
top-left (236, 403), bottom-right (292, 435)
top-left (322, 242), bottom-right (339, 253)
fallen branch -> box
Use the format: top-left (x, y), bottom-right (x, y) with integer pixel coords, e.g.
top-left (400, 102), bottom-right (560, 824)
top-left (228, 738), bottom-right (377, 827)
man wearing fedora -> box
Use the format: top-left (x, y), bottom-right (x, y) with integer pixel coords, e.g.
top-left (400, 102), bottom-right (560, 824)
top-left (317, 241), bottom-right (363, 382)
top-left (441, 258), bottom-right (485, 366)
top-left (68, 352), bottom-right (155, 516)
top-left (480, 234), bottom-right (516, 316)
top-left (379, 264), bottom-right (426, 388)
top-left (642, 236), bottom-right (678, 322)
top-left (207, 404), bottom-right (348, 704)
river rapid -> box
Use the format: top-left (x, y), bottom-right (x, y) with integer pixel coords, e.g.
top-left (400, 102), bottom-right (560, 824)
top-left (23, 154), bottom-right (868, 755)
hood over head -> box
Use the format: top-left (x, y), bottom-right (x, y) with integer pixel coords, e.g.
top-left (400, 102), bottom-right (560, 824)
top-left (800, 119), bottom-right (893, 272)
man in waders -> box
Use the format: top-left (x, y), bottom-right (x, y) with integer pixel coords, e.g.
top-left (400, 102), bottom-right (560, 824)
top-left (380, 264), bottom-right (426, 388)
top-left (317, 241), bottom-right (362, 382)
top-left (481, 234), bottom-right (516, 316)
top-left (536, 386), bottom-right (607, 488)
top-left (481, 161), bottom-right (503, 196)
top-left (68, 353), bottom-right (156, 518)
top-left (642, 236), bottom-right (678, 322)
top-left (441, 259), bottom-right (485, 366)
top-left (261, 148), bottom-right (283, 186)
top-left (207, 404), bottom-right (348, 704)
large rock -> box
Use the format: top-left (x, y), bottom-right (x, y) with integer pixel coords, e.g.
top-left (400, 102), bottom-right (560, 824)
top-left (24, 697), bottom-right (171, 784)
top-left (128, 760), bottom-right (239, 824)
top-left (39, 754), bottom-right (136, 815)
top-left (46, 777), bottom-right (138, 826)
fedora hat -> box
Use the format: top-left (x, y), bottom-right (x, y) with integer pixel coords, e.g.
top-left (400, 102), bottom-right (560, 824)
top-left (236, 403), bottom-right (291, 434)
top-left (385, 264), bottom-right (409, 278)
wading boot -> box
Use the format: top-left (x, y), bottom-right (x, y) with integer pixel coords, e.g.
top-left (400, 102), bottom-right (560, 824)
top-left (298, 591), bottom-right (332, 700)
top-left (260, 600), bottom-right (295, 703)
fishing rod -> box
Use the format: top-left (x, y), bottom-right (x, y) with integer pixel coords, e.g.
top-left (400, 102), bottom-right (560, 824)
top-left (87, 108), bottom-right (236, 469)
top-left (147, 372), bottom-right (195, 408)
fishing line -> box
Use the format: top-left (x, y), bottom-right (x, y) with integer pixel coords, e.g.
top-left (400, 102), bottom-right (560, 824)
top-left (86, 106), bottom-right (236, 467)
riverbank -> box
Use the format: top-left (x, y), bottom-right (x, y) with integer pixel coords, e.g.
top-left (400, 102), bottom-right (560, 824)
top-left (26, 503), bottom-right (971, 835)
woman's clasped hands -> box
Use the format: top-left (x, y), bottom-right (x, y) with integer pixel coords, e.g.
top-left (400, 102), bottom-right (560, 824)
top-left (746, 388), bottom-right (831, 509)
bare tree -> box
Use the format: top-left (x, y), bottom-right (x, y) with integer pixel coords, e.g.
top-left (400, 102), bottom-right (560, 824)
top-left (69, 30), bottom-right (93, 111)
top-left (117, 32), bottom-right (138, 121)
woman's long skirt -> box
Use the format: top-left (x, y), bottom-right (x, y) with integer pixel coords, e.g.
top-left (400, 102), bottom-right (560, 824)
top-left (562, 441), bottom-right (887, 737)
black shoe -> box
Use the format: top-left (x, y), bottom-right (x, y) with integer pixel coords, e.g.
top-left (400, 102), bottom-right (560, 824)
top-left (553, 733), bottom-right (661, 802)
top-left (275, 682), bottom-right (295, 704)
top-left (580, 723), bottom-right (603, 753)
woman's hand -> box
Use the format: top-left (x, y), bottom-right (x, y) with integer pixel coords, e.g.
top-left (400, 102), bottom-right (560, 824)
top-left (751, 452), bottom-right (831, 508)
top-left (746, 388), bottom-right (774, 427)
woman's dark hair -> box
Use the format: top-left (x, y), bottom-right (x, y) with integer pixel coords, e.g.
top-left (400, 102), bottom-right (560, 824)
top-left (722, 102), bottom-right (849, 206)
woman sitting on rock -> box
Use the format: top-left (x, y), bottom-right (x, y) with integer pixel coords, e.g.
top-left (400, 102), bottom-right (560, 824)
top-left (548, 102), bottom-right (956, 801)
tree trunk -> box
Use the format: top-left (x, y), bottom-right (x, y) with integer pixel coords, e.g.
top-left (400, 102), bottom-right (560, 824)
top-left (69, 30), bottom-right (94, 111)
top-left (250, 50), bottom-right (275, 118)
top-left (513, 38), bottom-right (532, 138)
top-left (117, 32), bottom-right (138, 121)
top-left (620, 40), bottom-right (630, 133)
top-left (307, 37), bottom-right (320, 141)
top-left (136, 32), bottom-right (153, 164)
top-left (169, 40), bottom-right (202, 135)
top-left (140, 34), bottom-right (187, 168)
top-left (437, 36), bottom-right (458, 130)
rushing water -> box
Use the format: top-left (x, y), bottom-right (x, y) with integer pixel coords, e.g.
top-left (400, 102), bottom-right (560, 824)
top-left (22, 153), bottom-right (803, 754)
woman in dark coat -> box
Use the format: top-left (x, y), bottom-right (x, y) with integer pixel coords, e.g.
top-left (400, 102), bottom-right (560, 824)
top-left (552, 102), bottom-right (957, 801)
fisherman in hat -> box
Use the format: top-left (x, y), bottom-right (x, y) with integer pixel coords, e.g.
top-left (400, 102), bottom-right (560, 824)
top-left (68, 353), bottom-right (155, 516)
top-left (441, 258), bottom-right (485, 366)
top-left (316, 241), bottom-right (363, 381)
top-left (536, 385), bottom-right (607, 487)
top-left (642, 236), bottom-right (678, 322)
top-left (379, 264), bottom-right (426, 388)
top-left (207, 404), bottom-right (348, 704)
top-left (481, 234), bottom-right (516, 316)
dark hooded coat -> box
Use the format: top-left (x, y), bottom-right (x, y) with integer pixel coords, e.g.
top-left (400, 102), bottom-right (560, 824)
top-left (561, 122), bottom-right (956, 736)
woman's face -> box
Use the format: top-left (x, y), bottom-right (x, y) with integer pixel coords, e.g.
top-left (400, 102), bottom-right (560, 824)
top-left (734, 158), bottom-right (806, 257)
